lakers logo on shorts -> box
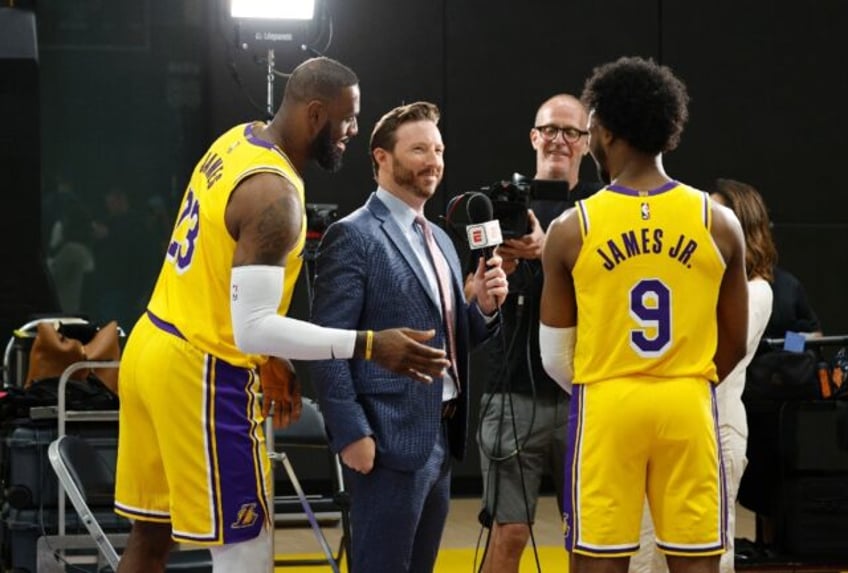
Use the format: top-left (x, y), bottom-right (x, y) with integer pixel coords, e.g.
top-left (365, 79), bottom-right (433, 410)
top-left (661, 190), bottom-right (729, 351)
top-left (232, 502), bottom-right (260, 529)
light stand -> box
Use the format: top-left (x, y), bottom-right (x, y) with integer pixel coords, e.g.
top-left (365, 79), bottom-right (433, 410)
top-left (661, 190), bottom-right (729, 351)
top-left (265, 47), bottom-right (275, 118)
top-left (229, 5), bottom-right (336, 567)
top-left (227, 3), bottom-right (344, 566)
top-left (227, 0), bottom-right (333, 121)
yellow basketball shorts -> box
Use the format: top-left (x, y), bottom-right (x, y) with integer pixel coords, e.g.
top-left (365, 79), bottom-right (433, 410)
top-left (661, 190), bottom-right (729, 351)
top-left (114, 311), bottom-right (271, 545)
top-left (563, 377), bottom-right (726, 557)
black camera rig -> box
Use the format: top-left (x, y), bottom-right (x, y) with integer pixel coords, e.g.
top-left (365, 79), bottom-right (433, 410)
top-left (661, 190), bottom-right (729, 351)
top-left (480, 174), bottom-right (570, 239)
top-left (305, 203), bottom-right (339, 238)
top-left (303, 202), bottom-right (339, 262)
top-left (484, 175), bottom-right (533, 239)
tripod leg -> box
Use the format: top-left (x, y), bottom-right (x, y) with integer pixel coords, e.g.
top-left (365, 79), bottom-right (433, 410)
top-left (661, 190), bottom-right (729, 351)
top-left (271, 451), bottom-right (341, 573)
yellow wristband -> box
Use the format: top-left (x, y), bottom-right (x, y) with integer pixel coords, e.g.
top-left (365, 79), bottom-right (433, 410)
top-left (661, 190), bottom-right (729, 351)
top-left (365, 330), bottom-right (374, 361)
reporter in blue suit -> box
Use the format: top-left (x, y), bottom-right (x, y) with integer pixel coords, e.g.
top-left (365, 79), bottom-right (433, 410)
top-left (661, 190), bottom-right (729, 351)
top-left (309, 101), bottom-right (507, 572)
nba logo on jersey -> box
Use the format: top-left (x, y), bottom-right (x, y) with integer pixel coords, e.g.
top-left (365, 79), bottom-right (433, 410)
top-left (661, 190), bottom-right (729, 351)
top-left (232, 502), bottom-right (259, 529)
top-left (640, 202), bottom-right (650, 220)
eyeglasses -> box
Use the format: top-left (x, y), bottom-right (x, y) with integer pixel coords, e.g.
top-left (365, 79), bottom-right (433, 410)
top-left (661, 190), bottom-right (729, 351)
top-left (534, 124), bottom-right (589, 143)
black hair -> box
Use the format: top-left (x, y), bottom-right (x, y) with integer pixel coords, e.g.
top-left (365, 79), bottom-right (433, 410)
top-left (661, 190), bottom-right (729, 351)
top-left (581, 56), bottom-right (689, 155)
top-left (283, 57), bottom-right (358, 103)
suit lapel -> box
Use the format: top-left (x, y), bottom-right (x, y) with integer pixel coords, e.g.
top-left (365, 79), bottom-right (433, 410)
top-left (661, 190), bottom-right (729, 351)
top-left (366, 194), bottom-right (440, 310)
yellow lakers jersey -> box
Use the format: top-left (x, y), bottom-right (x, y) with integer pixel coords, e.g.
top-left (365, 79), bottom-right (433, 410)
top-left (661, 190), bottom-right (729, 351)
top-left (147, 122), bottom-right (306, 368)
top-left (571, 182), bottom-right (725, 384)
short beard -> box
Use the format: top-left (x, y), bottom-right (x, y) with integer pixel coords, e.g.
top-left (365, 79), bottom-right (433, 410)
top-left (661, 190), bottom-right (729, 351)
top-left (392, 157), bottom-right (435, 200)
top-left (311, 122), bottom-right (344, 172)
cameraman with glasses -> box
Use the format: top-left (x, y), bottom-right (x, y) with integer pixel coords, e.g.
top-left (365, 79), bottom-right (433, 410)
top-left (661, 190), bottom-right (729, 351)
top-left (476, 94), bottom-right (602, 572)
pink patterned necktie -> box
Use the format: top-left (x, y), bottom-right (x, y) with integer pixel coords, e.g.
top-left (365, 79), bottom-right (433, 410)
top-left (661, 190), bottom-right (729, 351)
top-left (415, 216), bottom-right (460, 392)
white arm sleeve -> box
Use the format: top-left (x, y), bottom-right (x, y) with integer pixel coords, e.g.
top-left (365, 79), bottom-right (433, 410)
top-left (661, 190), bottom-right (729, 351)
top-left (230, 265), bottom-right (356, 360)
top-left (539, 323), bottom-right (576, 393)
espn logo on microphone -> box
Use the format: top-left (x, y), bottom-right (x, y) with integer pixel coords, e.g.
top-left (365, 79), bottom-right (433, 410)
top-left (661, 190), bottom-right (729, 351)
top-left (466, 220), bottom-right (503, 249)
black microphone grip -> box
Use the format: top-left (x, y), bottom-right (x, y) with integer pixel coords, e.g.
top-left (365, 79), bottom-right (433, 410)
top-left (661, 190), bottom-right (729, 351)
top-left (465, 192), bottom-right (500, 263)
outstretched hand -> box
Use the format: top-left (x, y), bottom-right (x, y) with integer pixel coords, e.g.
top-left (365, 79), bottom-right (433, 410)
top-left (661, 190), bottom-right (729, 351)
top-left (259, 356), bottom-right (302, 429)
top-left (371, 328), bottom-right (451, 383)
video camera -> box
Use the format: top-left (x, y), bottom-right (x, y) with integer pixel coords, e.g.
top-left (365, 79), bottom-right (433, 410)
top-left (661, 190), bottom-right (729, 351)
top-left (482, 174), bottom-right (533, 239)
top-left (478, 173), bottom-right (570, 239)
top-left (305, 203), bottom-right (339, 238)
top-left (303, 203), bottom-right (339, 262)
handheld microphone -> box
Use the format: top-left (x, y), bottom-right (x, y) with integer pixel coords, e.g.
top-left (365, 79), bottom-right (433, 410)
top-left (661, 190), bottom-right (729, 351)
top-left (465, 192), bottom-right (503, 260)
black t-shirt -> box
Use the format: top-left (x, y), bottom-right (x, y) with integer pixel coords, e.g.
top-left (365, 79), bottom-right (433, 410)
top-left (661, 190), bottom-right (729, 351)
top-left (481, 179), bottom-right (602, 396)
top-left (763, 266), bottom-right (821, 338)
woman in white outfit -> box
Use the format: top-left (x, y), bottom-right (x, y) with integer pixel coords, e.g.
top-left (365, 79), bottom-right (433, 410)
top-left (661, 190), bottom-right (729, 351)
top-left (630, 179), bottom-right (778, 573)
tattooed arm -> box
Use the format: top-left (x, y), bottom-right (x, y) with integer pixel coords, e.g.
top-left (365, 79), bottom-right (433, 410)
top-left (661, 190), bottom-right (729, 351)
top-left (223, 173), bottom-right (450, 379)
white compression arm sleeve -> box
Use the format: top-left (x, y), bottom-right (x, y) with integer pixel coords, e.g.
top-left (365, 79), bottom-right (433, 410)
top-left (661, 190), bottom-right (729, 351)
top-left (539, 323), bottom-right (576, 393)
top-left (230, 265), bottom-right (356, 360)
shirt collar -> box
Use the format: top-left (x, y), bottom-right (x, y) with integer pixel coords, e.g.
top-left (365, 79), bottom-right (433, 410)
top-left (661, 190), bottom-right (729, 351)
top-left (376, 187), bottom-right (420, 230)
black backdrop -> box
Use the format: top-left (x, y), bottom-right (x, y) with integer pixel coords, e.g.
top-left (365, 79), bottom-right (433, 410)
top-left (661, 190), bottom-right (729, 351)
top-left (31, 0), bottom-right (848, 490)
top-left (0, 8), bottom-right (58, 343)
top-left (201, 0), bottom-right (848, 488)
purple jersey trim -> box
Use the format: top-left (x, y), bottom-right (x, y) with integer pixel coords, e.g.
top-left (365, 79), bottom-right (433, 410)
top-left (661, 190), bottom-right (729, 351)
top-left (171, 356), bottom-right (269, 545)
top-left (209, 358), bottom-right (269, 544)
top-left (243, 123), bottom-right (275, 150)
top-left (203, 354), bottom-right (224, 543)
top-left (577, 200), bottom-right (589, 235)
top-left (655, 540), bottom-right (725, 555)
top-left (146, 309), bottom-right (186, 340)
top-left (607, 180), bottom-right (679, 197)
top-left (712, 382), bottom-right (729, 550)
top-left (243, 123), bottom-right (299, 171)
top-left (575, 542), bottom-right (641, 556)
top-left (563, 385), bottom-right (583, 552)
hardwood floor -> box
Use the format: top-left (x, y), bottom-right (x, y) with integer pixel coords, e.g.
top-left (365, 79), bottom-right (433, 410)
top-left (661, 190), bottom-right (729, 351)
top-left (273, 500), bottom-right (848, 573)
top-left (272, 495), bottom-right (758, 554)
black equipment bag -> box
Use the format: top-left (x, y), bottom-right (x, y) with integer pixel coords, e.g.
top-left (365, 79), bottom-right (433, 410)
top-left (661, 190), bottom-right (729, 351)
top-left (744, 349), bottom-right (819, 402)
top-left (740, 335), bottom-right (848, 516)
top-left (770, 400), bottom-right (848, 558)
top-left (775, 475), bottom-right (848, 558)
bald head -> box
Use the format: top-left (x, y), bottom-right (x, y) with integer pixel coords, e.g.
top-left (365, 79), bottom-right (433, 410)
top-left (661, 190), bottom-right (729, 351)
top-left (530, 94), bottom-right (590, 184)
top-left (283, 57), bottom-right (359, 104)
top-left (534, 94), bottom-right (585, 126)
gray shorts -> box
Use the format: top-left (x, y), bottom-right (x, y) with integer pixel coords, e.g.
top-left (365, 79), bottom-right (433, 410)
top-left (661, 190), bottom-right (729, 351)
top-left (477, 391), bottom-right (569, 524)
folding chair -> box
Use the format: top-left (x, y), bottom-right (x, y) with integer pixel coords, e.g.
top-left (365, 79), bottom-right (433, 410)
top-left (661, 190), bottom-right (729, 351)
top-left (268, 397), bottom-right (351, 572)
top-left (35, 331), bottom-right (209, 572)
top-left (44, 434), bottom-right (212, 572)
top-left (0, 317), bottom-right (125, 571)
